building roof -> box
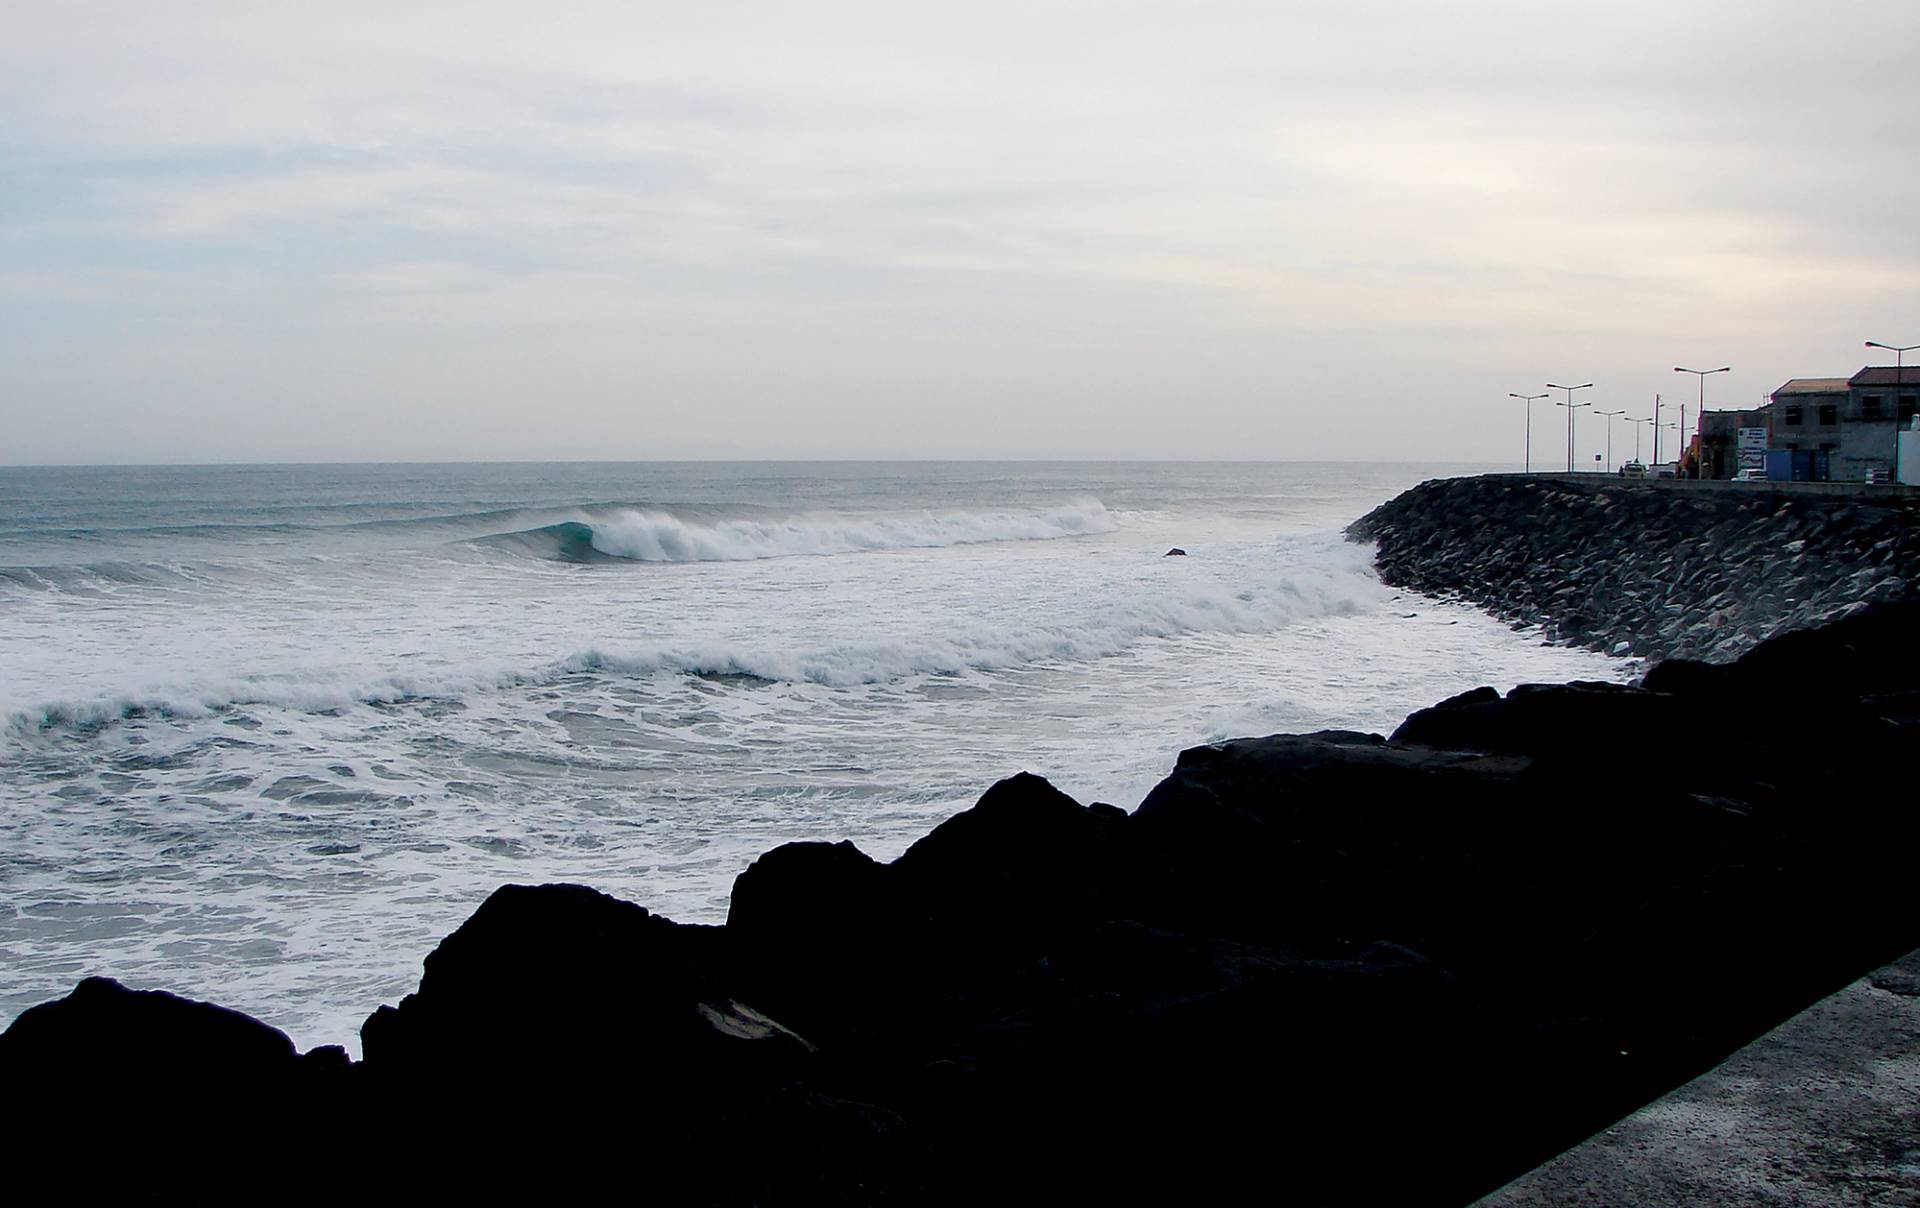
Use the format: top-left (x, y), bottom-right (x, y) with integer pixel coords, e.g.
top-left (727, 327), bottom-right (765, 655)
top-left (1700, 409), bottom-right (1766, 432)
top-left (1850, 366), bottom-right (1920, 388)
top-left (1771, 378), bottom-right (1850, 397)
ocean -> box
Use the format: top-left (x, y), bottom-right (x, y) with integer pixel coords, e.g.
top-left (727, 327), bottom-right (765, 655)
top-left (0, 461), bottom-right (1629, 1051)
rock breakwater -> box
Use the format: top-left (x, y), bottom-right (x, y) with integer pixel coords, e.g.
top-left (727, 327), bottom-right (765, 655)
top-left (7, 601), bottom-right (1919, 1203)
top-left (1348, 475), bottom-right (1920, 661)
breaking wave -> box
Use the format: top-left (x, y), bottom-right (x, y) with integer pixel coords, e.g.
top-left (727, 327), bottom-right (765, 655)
top-left (0, 500), bottom-right (1120, 590)
top-left (478, 501), bottom-right (1118, 564)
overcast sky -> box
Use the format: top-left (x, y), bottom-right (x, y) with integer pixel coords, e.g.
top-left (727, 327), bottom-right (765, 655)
top-left (3, 0), bottom-right (1916, 464)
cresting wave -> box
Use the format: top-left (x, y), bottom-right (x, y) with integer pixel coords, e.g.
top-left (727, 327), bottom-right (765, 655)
top-left (4, 553), bottom-right (1383, 739)
top-left (0, 501), bottom-right (1123, 587)
top-left (481, 501), bottom-right (1119, 563)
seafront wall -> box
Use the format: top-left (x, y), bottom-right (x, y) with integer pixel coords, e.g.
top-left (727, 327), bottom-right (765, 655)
top-left (1348, 474), bottom-right (1920, 662)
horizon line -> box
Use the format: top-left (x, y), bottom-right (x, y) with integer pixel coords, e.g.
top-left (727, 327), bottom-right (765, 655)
top-left (0, 456), bottom-right (1513, 470)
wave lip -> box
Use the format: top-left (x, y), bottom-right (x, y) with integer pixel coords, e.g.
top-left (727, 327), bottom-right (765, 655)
top-left (482, 500), bottom-right (1119, 564)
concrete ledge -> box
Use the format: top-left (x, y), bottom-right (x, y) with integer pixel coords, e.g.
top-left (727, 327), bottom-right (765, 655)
top-left (1478, 948), bottom-right (1920, 1207)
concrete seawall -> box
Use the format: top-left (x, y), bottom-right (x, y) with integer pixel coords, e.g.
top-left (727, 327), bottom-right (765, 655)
top-left (1348, 473), bottom-right (1920, 662)
top-left (1526, 472), bottom-right (1919, 500)
top-left (1479, 946), bottom-right (1920, 1207)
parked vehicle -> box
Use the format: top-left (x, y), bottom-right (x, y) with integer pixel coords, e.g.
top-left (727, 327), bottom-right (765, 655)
top-left (1618, 461), bottom-right (1648, 478)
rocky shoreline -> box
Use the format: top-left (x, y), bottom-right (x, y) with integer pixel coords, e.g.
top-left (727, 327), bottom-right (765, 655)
top-left (1349, 475), bottom-right (1919, 662)
top-left (7, 477), bottom-right (1918, 1202)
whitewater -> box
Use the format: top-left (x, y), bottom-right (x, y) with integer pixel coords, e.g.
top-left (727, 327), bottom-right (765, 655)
top-left (0, 461), bottom-right (1631, 1051)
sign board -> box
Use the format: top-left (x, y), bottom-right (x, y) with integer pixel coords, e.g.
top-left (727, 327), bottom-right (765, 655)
top-left (1737, 426), bottom-right (1767, 475)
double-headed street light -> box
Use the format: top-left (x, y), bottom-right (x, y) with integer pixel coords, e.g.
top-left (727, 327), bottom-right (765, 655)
top-left (1674, 366), bottom-right (1730, 453)
top-left (1866, 340), bottom-right (1917, 483)
top-left (1547, 382), bottom-right (1593, 472)
top-left (1864, 340), bottom-right (1917, 378)
top-left (1509, 392), bottom-right (1550, 472)
top-left (1626, 416), bottom-right (1651, 463)
top-left (1595, 409), bottom-right (1625, 473)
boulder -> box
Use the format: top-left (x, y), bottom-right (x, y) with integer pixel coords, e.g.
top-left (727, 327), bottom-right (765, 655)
top-left (0, 975), bottom-right (302, 1087)
top-left (359, 882), bottom-right (809, 1090)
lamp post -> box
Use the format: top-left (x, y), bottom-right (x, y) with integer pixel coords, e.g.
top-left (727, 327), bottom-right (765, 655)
top-left (1505, 393), bottom-right (1551, 474)
top-left (1653, 393), bottom-right (1664, 465)
top-left (1627, 416), bottom-right (1651, 463)
top-left (1509, 392), bottom-right (1550, 473)
top-left (1548, 382), bottom-right (1593, 472)
top-left (1595, 409), bottom-right (1624, 473)
top-left (1866, 340), bottom-right (1917, 484)
top-left (1674, 367), bottom-right (1728, 480)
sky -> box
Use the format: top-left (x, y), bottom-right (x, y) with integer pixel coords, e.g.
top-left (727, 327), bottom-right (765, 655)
top-left (3, 0), bottom-right (1917, 464)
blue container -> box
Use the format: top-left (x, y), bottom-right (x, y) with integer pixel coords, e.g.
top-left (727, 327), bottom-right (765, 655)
top-left (1765, 450), bottom-right (1792, 482)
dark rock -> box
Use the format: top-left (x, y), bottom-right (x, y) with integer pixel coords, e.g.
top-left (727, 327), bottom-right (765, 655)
top-left (9, 582), bottom-right (1920, 1202)
top-left (728, 772), bottom-right (1131, 1040)
top-left (1164, 547), bottom-right (1187, 556)
top-left (302, 1043), bottom-right (352, 1070)
top-left (1347, 476), bottom-right (1920, 663)
top-left (0, 975), bottom-right (299, 1087)
top-left (1643, 597), bottom-right (1920, 708)
top-left (359, 882), bottom-right (807, 1092)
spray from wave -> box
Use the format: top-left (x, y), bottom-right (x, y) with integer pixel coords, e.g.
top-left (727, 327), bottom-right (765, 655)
top-left (482, 501), bottom-right (1118, 564)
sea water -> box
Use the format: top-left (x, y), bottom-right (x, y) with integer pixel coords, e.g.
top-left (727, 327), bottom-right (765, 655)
top-left (0, 461), bottom-right (1628, 1050)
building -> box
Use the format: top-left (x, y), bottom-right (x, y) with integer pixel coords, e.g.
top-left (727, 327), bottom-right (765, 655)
top-left (1696, 408), bottom-right (1769, 480)
top-left (1766, 367), bottom-right (1919, 482)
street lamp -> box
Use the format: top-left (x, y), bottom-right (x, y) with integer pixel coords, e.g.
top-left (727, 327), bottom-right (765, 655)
top-left (1866, 340), bottom-right (1917, 484)
top-left (1547, 382), bottom-right (1593, 472)
top-left (1674, 364), bottom-right (1735, 468)
top-left (1595, 409), bottom-right (1625, 472)
top-left (1509, 392), bottom-right (1550, 473)
top-left (1626, 416), bottom-right (1651, 463)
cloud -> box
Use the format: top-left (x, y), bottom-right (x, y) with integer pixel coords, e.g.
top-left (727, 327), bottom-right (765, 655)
top-left (3, 1), bottom-right (1917, 462)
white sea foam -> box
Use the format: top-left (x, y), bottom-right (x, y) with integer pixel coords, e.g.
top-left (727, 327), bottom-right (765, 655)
top-left (576, 499), bottom-right (1117, 562)
top-left (5, 537), bottom-right (1379, 736)
top-left (0, 461), bottom-right (1631, 1055)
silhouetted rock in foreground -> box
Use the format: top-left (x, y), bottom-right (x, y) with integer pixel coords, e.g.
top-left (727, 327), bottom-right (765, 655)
top-left (8, 601), bottom-right (1919, 1203)
top-left (0, 975), bottom-right (306, 1082)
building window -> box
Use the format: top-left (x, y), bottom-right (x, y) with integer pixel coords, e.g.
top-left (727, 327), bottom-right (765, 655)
top-left (1861, 395), bottom-right (1882, 420)
top-left (1818, 403), bottom-right (1838, 425)
top-left (1902, 394), bottom-right (1918, 423)
top-left (1784, 406), bottom-right (1803, 426)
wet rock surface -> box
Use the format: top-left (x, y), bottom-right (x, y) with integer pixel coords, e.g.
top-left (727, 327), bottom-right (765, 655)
top-left (1348, 475), bottom-right (1920, 662)
top-left (7, 595), bottom-right (1918, 1201)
